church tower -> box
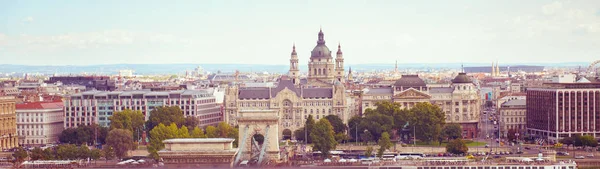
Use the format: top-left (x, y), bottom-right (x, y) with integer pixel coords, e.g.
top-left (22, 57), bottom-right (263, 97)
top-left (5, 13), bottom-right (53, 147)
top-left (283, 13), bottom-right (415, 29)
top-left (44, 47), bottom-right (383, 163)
top-left (289, 44), bottom-right (300, 85)
top-left (307, 28), bottom-right (336, 86)
top-left (347, 67), bottom-right (354, 82)
top-left (335, 43), bottom-right (345, 83)
top-left (491, 62), bottom-right (496, 77)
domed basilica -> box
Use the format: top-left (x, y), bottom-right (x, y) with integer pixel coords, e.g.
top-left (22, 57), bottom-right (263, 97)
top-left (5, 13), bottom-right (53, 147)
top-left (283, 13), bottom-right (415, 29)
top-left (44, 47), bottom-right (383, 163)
top-left (289, 28), bottom-right (345, 87)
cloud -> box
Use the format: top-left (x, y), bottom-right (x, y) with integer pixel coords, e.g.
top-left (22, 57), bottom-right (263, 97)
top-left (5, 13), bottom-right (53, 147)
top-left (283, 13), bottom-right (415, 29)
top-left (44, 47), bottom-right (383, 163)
top-left (1, 30), bottom-right (194, 52)
top-left (542, 1), bottom-right (563, 15)
top-left (509, 1), bottom-right (600, 37)
top-left (22, 16), bottom-right (34, 23)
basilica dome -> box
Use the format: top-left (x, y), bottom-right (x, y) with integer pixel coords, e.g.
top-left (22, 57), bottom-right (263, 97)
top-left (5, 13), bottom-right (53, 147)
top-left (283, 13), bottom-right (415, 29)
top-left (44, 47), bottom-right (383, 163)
top-left (310, 29), bottom-right (332, 59)
top-left (311, 45), bottom-right (332, 59)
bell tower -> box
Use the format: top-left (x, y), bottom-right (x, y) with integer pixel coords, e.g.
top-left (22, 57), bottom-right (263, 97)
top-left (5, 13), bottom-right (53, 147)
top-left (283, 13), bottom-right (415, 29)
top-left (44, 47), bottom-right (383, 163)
top-left (335, 42), bottom-right (345, 83)
top-left (289, 44), bottom-right (299, 85)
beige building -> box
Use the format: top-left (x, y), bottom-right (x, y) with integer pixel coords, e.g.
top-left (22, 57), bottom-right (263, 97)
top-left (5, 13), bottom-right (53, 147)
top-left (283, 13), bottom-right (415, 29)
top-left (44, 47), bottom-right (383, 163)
top-left (499, 99), bottom-right (526, 137)
top-left (0, 96), bottom-right (18, 150)
top-left (225, 29), bottom-right (348, 140)
top-left (361, 73), bottom-right (481, 138)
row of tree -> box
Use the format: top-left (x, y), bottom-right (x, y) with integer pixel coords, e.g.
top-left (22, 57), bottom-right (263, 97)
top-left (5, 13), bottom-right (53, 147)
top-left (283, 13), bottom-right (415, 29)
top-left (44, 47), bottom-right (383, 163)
top-left (293, 115), bottom-right (348, 144)
top-left (348, 101), bottom-right (449, 144)
top-left (147, 123), bottom-right (237, 159)
top-left (559, 135), bottom-right (599, 149)
top-left (12, 144), bottom-right (118, 164)
top-left (58, 124), bottom-right (108, 145)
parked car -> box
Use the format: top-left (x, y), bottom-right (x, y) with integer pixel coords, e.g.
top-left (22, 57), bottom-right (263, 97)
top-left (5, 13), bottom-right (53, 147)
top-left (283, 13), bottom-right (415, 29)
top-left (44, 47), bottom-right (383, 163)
top-left (575, 156), bottom-right (585, 159)
top-left (586, 154), bottom-right (594, 157)
top-left (524, 147), bottom-right (531, 150)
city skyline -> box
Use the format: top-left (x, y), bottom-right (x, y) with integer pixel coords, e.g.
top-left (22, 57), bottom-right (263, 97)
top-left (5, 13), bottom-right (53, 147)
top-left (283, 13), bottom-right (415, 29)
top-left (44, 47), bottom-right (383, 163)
top-left (1, 0), bottom-right (600, 66)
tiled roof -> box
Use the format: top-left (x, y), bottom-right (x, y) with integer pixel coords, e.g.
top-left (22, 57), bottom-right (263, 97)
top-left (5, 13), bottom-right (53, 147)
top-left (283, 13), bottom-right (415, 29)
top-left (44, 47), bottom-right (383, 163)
top-left (237, 79), bottom-right (334, 99)
top-left (238, 88), bottom-right (271, 99)
top-left (394, 75), bottom-right (426, 87)
top-left (302, 88), bottom-right (332, 98)
top-left (271, 80), bottom-right (301, 97)
top-left (16, 101), bottom-right (63, 110)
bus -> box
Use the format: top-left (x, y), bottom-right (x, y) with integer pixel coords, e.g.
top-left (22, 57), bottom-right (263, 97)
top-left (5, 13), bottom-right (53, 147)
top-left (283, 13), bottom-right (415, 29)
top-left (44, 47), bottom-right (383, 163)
top-left (396, 152), bottom-right (424, 160)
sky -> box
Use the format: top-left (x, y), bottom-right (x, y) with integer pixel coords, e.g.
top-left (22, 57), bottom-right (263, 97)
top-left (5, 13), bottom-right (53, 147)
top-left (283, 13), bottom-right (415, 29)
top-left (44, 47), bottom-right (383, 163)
top-left (1, 0), bottom-right (599, 66)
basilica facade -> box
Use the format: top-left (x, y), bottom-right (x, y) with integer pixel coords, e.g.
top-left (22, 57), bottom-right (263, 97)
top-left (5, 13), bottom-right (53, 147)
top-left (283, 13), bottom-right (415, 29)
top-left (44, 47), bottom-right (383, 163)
top-left (224, 29), bottom-right (348, 140)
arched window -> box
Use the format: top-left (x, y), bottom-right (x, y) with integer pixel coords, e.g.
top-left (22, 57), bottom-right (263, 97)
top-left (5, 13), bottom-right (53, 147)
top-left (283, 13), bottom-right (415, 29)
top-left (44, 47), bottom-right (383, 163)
top-left (455, 116), bottom-right (459, 121)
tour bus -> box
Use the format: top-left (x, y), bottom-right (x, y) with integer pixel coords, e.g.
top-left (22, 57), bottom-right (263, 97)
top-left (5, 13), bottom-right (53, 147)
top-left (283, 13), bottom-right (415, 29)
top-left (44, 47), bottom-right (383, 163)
top-left (382, 154), bottom-right (396, 161)
top-left (396, 152), bottom-right (424, 160)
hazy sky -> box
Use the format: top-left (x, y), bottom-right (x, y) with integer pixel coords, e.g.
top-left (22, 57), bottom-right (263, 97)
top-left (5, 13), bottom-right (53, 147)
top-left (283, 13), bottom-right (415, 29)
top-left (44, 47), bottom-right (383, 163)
top-left (1, 0), bottom-right (599, 66)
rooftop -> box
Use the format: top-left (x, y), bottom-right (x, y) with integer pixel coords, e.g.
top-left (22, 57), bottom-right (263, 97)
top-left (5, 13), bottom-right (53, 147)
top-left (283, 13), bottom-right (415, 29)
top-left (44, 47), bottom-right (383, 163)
top-left (501, 99), bottom-right (526, 107)
top-left (16, 101), bottom-right (63, 110)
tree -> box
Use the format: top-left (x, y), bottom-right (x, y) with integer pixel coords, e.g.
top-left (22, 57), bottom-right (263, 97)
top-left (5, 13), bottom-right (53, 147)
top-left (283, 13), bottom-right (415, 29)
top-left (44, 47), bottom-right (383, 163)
top-left (42, 148), bottom-right (55, 160)
top-left (559, 137), bottom-right (574, 149)
top-left (102, 146), bottom-right (116, 160)
top-left (361, 130), bottom-right (373, 144)
top-left (573, 135), bottom-right (584, 147)
top-left (146, 106), bottom-right (186, 131)
top-left (335, 133), bottom-right (349, 143)
top-left (446, 139), bottom-right (468, 155)
top-left (310, 118), bottom-right (338, 158)
top-left (580, 135), bottom-right (598, 148)
top-left (217, 122), bottom-right (233, 138)
top-left (109, 109), bottom-right (145, 141)
top-left (106, 129), bottom-right (135, 159)
top-left (177, 125), bottom-right (191, 138)
top-left (305, 115), bottom-right (316, 143)
top-left (324, 115), bottom-right (346, 134)
top-left (377, 132), bottom-right (393, 157)
top-left (184, 116), bottom-right (199, 129)
top-left (442, 124), bottom-right (462, 143)
top-left (410, 102), bottom-right (445, 143)
top-left (348, 116), bottom-right (363, 142)
top-left (30, 147), bottom-right (44, 161)
top-left (90, 149), bottom-right (102, 161)
top-left (77, 145), bottom-right (90, 159)
top-left (190, 127), bottom-right (206, 138)
top-left (365, 146), bottom-right (374, 158)
top-left (205, 125), bottom-right (218, 138)
top-left (507, 129), bottom-right (518, 142)
top-left (12, 147), bottom-right (28, 164)
top-left (56, 144), bottom-right (78, 160)
top-left (227, 127), bottom-right (239, 147)
top-left (294, 127), bottom-right (306, 142)
top-left (148, 123), bottom-right (177, 159)
top-left (361, 108), bottom-right (394, 141)
top-left (59, 125), bottom-right (108, 145)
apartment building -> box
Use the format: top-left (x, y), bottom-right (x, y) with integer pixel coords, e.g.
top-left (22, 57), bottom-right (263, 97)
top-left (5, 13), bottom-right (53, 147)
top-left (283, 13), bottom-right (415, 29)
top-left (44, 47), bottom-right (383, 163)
top-left (63, 90), bottom-right (222, 128)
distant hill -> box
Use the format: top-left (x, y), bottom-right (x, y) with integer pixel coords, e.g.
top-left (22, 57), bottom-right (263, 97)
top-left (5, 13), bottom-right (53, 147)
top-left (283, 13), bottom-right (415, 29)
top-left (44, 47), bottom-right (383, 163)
top-left (0, 62), bottom-right (591, 75)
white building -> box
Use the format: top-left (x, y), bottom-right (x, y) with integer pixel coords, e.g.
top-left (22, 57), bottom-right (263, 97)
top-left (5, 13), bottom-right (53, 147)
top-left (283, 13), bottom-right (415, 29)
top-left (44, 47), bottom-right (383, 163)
top-left (551, 74), bottom-right (576, 83)
top-left (16, 101), bottom-right (64, 147)
top-left (64, 89), bottom-right (222, 128)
